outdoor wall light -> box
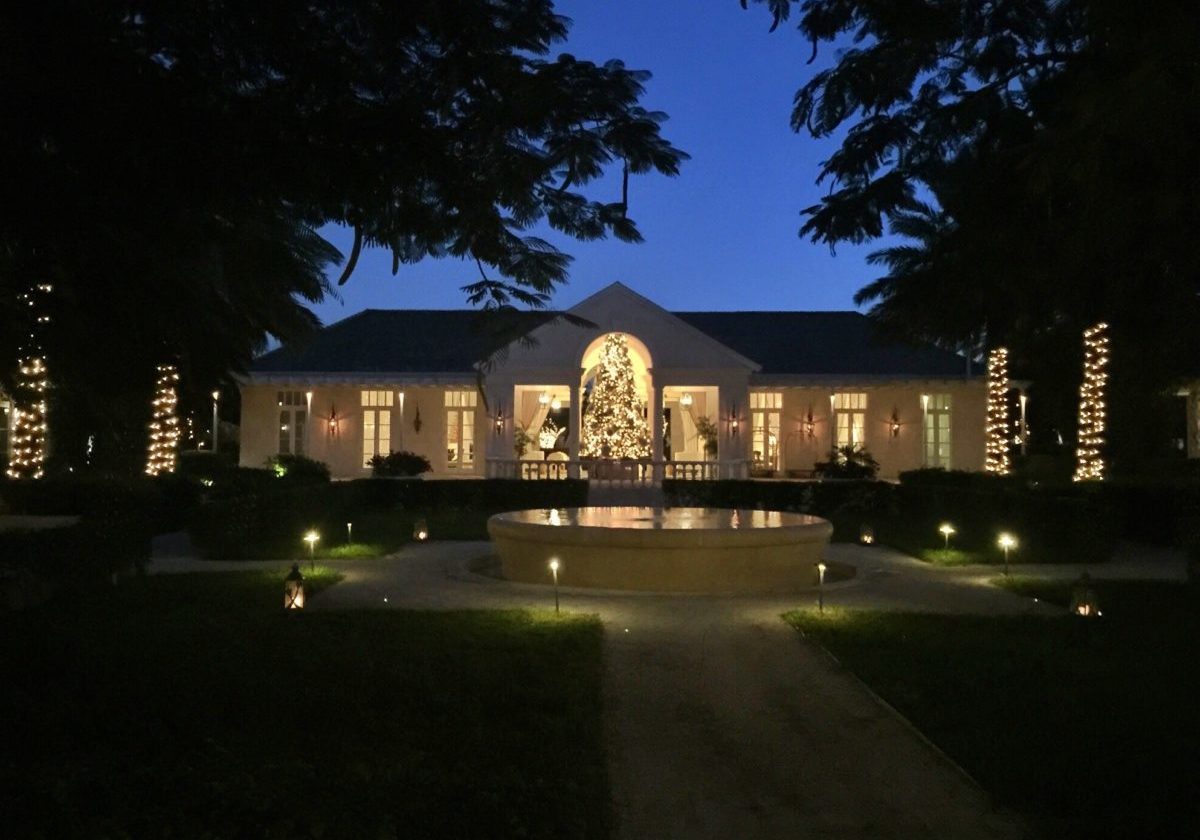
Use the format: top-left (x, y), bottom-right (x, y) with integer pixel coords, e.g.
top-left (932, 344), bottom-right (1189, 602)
top-left (729, 405), bottom-right (740, 436)
top-left (889, 409), bottom-right (901, 438)
top-left (802, 408), bottom-right (816, 439)
top-left (284, 563), bottom-right (305, 610)
top-left (680, 392), bottom-right (693, 408)
top-left (413, 518), bottom-right (429, 541)
top-left (326, 405), bottom-right (340, 438)
top-left (493, 401), bottom-right (506, 436)
top-left (938, 522), bottom-right (956, 550)
top-left (303, 530), bottom-right (320, 569)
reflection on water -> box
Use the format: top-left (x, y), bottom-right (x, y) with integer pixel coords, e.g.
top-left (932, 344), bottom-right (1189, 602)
top-left (500, 506), bottom-right (823, 530)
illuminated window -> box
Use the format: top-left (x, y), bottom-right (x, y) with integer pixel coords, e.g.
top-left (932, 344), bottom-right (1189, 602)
top-left (277, 391), bottom-right (308, 455)
top-left (924, 394), bottom-right (952, 468)
top-left (833, 392), bottom-right (867, 448)
top-left (750, 392), bottom-right (782, 469)
top-left (361, 390), bottom-right (393, 466)
top-left (445, 390), bottom-right (477, 468)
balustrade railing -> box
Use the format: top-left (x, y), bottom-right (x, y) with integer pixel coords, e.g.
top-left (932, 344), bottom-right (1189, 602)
top-left (485, 458), bottom-right (749, 483)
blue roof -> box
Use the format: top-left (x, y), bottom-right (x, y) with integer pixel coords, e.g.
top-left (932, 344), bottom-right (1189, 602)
top-left (251, 308), bottom-right (970, 378)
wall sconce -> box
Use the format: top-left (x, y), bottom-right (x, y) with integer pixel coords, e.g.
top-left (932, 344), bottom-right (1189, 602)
top-left (327, 405), bottom-right (340, 437)
top-left (802, 407), bottom-right (816, 439)
top-left (680, 392), bottom-right (693, 408)
top-left (493, 401), bottom-right (506, 436)
top-left (729, 404), bottom-right (739, 436)
top-left (538, 391), bottom-right (550, 407)
top-left (889, 408), bottom-right (901, 438)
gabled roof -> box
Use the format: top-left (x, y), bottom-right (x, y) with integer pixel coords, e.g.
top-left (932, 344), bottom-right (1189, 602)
top-left (674, 311), bottom-right (969, 377)
top-left (250, 309), bottom-right (553, 374)
top-left (250, 306), bottom-right (970, 379)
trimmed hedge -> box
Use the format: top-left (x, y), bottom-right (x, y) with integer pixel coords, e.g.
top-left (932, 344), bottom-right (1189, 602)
top-left (664, 476), bottom-right (1113, 563)
top-left (343, 478), bottom-right (588, 512)
top-left (188, 479), bottom-right (591, 560)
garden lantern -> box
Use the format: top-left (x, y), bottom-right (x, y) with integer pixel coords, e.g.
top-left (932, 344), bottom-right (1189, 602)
top-left (939, 523), bottom-right (956, 550)
top-left (284, 563), bottom-right (305, 610)
top-left (549, 558), bottom-right (561, 613)
top-left (303, 530), bottom-right (319, 569)
top-left (413, 518), bottom-right (429, 541)
top-left (859, 524), bottom-right (875, 545)
top-left (1070, 573), bottom-right (1100, 617)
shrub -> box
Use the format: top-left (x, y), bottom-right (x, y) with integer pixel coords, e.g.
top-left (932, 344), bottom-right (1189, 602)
top-left (368, 450), bottom-right (432, 478)
top-left (345, 478), bottom-right (588, 511)
top-left (266, 454), bottom-right (330, 483)
top-left (813, 446), bottom-right (880, 480)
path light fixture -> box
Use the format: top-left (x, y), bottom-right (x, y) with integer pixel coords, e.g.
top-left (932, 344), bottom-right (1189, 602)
top-left (859, 524), bottom-right (875, 545)
top-left (939, 523), bottom-right (956, 550)
top-left (211, 390), bottom-right (220, 454)
top-left (816, 560), bottom-right (827, 613)
top-left (303, 530), bottom-right (320, 569)
top-left (997, 532), bottom-right (1017, 576)
top-left (284, 563), bottom-right (305, 610)
top-left (346, 522), bottom-right (353, 544)
top-left (413, 518), bottom-right (429, 541)
top-left (549, 558), bottom-right (560, 614)
top-left (1070, 572), bottom-right (1100, 617)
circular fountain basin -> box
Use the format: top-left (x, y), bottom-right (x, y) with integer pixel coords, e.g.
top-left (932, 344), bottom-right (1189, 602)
top-left (488, 506), bottom-right (833, 593)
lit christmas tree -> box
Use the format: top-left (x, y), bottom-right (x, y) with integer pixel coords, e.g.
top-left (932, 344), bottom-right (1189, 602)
top-left (145, 364), bottom-right (181, 475)
top-left (581, 333), bottom-right (650, 458)
top-left (7, 284), bottom-right (52, 480)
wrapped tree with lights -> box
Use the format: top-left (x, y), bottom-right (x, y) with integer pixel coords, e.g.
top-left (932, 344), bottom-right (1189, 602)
top-left (7, 284), bottom-right (52, 480)
top-left (985, 347), bottom-right (1011, 475)
top-left (581, 333), bottom-right (650, 458)
top-left (145, 364), bottom-right (181, 475)
top-left (1073, 322), bottom-right (1109, 481)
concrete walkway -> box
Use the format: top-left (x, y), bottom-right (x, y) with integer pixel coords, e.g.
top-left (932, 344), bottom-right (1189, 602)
top-left (148, 539), bottom-right (1184, 839)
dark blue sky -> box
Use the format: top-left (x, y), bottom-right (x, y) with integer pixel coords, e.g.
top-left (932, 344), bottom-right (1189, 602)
top-left (314, 0), bottom-right (885, 324)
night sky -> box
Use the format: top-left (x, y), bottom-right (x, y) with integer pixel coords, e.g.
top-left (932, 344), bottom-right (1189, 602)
top-left (314, 0), bottom-right (884, 324)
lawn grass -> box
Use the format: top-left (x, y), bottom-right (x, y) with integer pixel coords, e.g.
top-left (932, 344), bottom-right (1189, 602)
top-left (916, 547), bottom-right (984, 566)
top-left (0, 571), bottom-right (608, 838)
top-left (785, 586), bottom-right (1200, 838)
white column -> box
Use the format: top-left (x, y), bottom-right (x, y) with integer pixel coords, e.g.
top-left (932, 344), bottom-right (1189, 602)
top-left (648, 372), bottom-right (663, 482)
top-left (568, 379), bottom-right (582, 479)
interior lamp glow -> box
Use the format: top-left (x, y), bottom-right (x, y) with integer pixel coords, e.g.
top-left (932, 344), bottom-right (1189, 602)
top-left (1073, 322), bottom-right (1110, 482)
top-left (680, 392), bottom-right (693, 408)
top-left (538, 391), bottom-right (550, 406)
top-left (985, 347), bottom-right (1011, 475)
top-left (550, 395), bottom-right (562, 411)
top-left (938, 523), bottom-right (956, 549)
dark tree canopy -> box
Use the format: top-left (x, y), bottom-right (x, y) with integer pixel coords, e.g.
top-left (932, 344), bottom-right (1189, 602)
top-left (1, 1), bottom-right (685, 469)
top-left (750, 0), bottom-right (1200, 464)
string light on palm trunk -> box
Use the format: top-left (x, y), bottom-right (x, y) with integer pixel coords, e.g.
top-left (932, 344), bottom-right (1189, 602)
top-left (985, 347), bottom-right (1011, 475)
top-left (1073, 322), bottom-right (1110, 482)
top-left (145, 364), bottom-right (181, 475)
top-left (8, 284), bottom-right (52, 480)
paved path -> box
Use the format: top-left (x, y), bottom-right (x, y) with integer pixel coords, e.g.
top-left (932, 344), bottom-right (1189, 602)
top-left (149, 539), bottom-right (1184, 839)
